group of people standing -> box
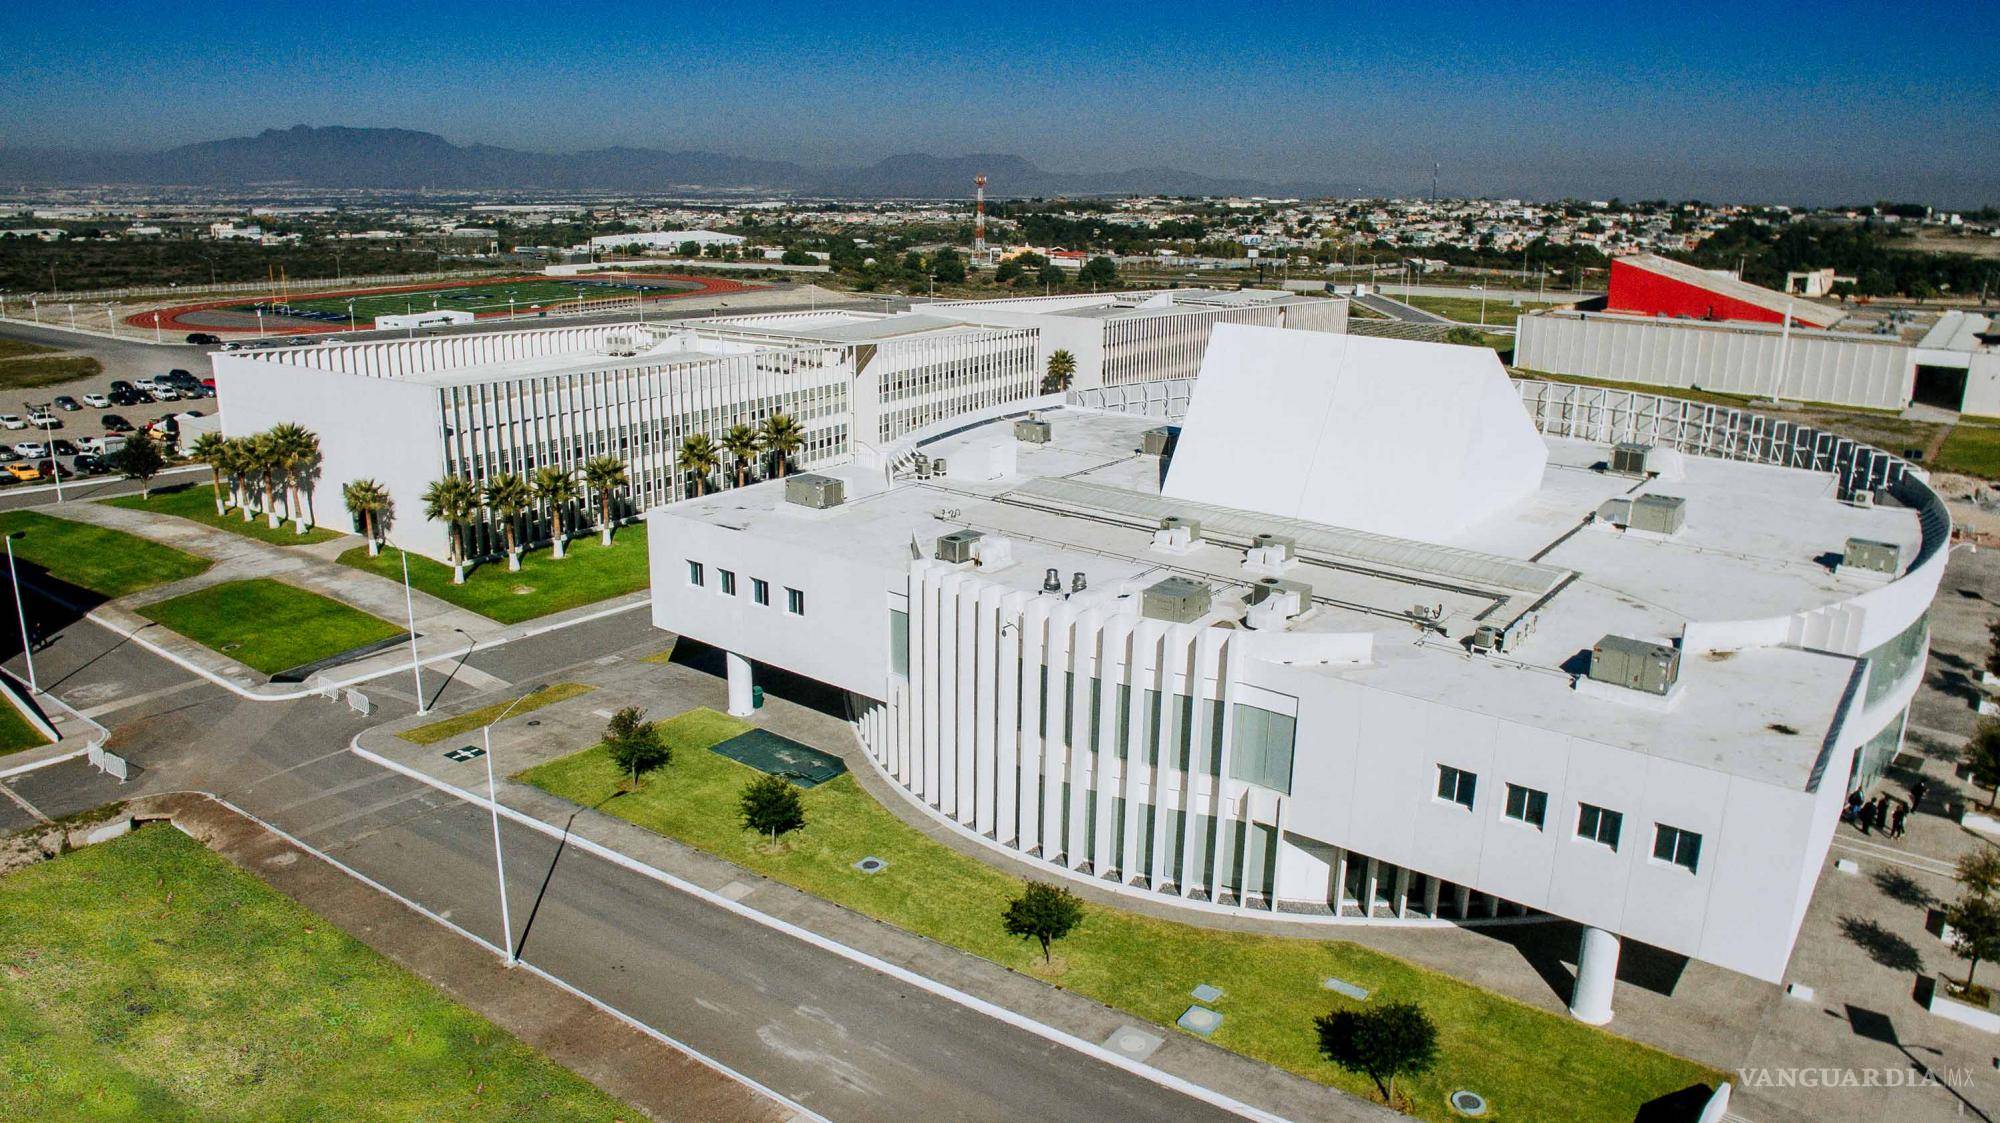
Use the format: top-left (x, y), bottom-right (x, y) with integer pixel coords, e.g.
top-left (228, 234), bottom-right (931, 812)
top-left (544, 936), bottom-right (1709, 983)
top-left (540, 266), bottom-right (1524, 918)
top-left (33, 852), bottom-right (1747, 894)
top-left (1844, 780), bottom-right (1926, 839)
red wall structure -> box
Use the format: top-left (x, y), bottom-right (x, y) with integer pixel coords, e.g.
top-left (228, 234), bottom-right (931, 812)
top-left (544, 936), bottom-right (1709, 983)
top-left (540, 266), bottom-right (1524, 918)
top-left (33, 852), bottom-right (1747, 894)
top-left (1604, 258), bottom-right (1789, 325)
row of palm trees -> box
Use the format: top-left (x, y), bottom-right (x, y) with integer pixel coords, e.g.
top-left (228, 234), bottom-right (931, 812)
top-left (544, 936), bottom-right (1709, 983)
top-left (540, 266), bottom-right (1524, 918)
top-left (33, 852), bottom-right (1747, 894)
top-left (188, 425), bottom-right (322, 534)
top-left (407, 457), bottom-right (632, 583)
top-left (676, 413), bottom-right (805, 496)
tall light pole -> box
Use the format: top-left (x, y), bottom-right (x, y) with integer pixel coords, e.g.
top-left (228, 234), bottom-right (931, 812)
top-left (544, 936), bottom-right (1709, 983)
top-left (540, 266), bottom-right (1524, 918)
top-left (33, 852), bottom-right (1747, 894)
top-left (32, 404), bottom-right (62, 502)
top-left (400, 548), bottom-right (426, 713)
top-left (478, 681), bottom-right (545, 968)
top-left (5, 532), bottom-right (35, 692)
top-left (151, 311), bottom-right (161, 344)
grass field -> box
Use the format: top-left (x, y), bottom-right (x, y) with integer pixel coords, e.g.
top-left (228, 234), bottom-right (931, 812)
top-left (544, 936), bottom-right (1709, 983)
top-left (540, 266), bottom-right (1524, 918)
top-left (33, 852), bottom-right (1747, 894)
top-left (107, 482), bottom-right (343, 546)
top-left (521, 707), bottom-right (1721, 1122)
top-left (0, 825), bottom-right (633, 1121)
top-left (0, 339), bottom-right (57, 359)
top-left (0, 700), bottom-right (48, 757)
top-left (1401, 294), bottom-right (1555, 326)
top-left (1936, 424), bottom-right (2000, 479)
top-left (0, 510), bottom-right (210, 598)
top-left (0, 354), bottom-right (102, 389)
top-left (242, 277), bottom-right (692, 322)
top-left (337, 531), bottom-right (648, 625)
top-left (138, 578), bottom-right (403, 674)
top-left (400, 683), bottom-right (595, 746)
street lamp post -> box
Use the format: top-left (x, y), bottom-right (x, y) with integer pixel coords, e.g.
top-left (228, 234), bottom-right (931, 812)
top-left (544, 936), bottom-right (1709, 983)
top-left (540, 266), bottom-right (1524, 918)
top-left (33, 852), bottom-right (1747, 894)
top-left (32, 403), bottom-right (62, 502)
top-left (5, 532), bottom-right (35, 693)
top-left (476, 681), bottom-right (545, 968)
top-left (151, 311), bottom-right (161, 344)
top-left (400, 548), bottom-right (426, 713)
top-left (347, 299), bottom-right (356, 332)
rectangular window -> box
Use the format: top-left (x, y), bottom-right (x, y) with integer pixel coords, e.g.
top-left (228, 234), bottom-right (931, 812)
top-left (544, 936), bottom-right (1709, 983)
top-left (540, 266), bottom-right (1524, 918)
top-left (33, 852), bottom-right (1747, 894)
top-left (687, 560), bottom-right (704, 587)
top-left (1577, 803), bottom-right (1622, 850)
top-left (1227, 704), bottom-right (1296, 794)
top-left (718, 569), bottom-right (737, 596)
top-left (1653, 824), bottom-right (1702, 873)
top-left (752, 578), bottom-right (770, 606)
top-left (1436, 765), bottom-right (1477, 810)
top-left (889, 608), bottom-right (909, 678)
top-left (1504, 783), bottom-right (1547, 828)
top-left (786, 587), bottom-right (805, 615)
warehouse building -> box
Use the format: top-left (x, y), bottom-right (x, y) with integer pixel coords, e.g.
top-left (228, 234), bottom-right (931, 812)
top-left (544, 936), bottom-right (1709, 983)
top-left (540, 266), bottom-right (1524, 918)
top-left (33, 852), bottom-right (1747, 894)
top-left (647, 323), bottom-right (1946, 1022)
top-left (1603, 253), bottom-right (1844, 328)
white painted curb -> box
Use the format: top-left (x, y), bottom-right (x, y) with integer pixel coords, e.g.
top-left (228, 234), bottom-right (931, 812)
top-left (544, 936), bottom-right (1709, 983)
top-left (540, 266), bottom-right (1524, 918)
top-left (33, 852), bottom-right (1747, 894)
top-left (352, 739), bottom-right (1292, 1123)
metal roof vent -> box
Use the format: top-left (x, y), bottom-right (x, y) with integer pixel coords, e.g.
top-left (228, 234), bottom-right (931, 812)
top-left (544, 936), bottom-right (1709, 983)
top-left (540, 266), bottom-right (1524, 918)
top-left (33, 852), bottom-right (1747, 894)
top-left (1043, 568), bottom-right (1063, 593)
top-left (1609, 442), bottom-right (1654, 476)
top-left (1842, 537), bottom-right (1903, 575)
top-left (935, 529), bottom-right (983, 564)
top-left (1153, 515), bottom-right (1202, 552)
top-left (1587, 635), bottom-right (1681, 696)
top-left (1244, 576), bottom-right (1310, 630)
top-left (1628, 494), bottom-right (1686, 535)
top-left (603, 329), bottom-right (642, 357)
top-left (1251, 532), bottom-right (1297, 559)
top-left (1014, 417), bottom-right (1052, 444)
top-left (1141, 576), bottom-right (1212, 624)
top-left (1142, 426), bottom-right (1177, 456)
top-left (784, 473), bottom-right (845, 509)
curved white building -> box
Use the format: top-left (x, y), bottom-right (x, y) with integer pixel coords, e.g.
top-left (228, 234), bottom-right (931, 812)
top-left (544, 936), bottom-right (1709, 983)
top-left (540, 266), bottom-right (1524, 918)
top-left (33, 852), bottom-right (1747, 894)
top-left (646, 325), bottom-right (1946, 1022)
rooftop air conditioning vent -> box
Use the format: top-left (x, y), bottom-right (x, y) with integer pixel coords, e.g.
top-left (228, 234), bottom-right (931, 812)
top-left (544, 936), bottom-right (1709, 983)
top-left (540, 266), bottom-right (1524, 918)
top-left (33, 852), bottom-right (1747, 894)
top-left (1469, 625), bottom-right (1502, 654)
top-left (1610, 442), bottom-right (1653, 476)
top-left (935, 529), bottom-right (983, 564)
top-left (603, 330), bottom-right (642, 357)
top-left (1141, 576), bottom-right (1212, 624)
top-left (1587, 635), bottom-right (1681, 696)
top-left (1842, 537), bottom-right (1903, 575)
top-left (1153, 515), bottom-right (1203, 552)
top-left (1014, 417), bottom-right (1052, 444)
top-left (1141, 426), bottom-right (1177, 456)
top-left (1251, 533), bottom-right (1297, 559)
top-left (784, 473), bottom-right (845, 509)
top-left (1628, 494), bottom-right (1686, 536)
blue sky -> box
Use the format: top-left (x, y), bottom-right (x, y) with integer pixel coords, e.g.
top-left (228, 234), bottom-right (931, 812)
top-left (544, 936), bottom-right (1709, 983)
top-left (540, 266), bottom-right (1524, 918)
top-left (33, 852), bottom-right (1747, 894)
top-left (3, 1), bottom-right (1994, 204)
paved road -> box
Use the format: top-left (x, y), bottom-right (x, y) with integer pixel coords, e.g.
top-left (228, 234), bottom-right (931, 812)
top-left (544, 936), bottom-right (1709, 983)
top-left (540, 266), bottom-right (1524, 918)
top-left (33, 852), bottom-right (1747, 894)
top-left (1350, 292), bottom-right (1448, 324)
top-left (0, 604), bottom-right (1248, 1123)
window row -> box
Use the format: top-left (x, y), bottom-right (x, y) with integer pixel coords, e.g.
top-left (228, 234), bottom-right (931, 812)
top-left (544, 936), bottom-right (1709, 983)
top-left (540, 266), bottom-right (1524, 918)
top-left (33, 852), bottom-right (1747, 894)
top-left (1434, 765), bottom-right (1703, 874)
top-left (688, 561), bottom-right (803, 615)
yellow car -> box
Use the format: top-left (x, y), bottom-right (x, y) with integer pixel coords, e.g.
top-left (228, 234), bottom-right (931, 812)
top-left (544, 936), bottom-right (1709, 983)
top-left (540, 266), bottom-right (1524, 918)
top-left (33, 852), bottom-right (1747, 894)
top-left (4, 463), bottom-right (40, 482)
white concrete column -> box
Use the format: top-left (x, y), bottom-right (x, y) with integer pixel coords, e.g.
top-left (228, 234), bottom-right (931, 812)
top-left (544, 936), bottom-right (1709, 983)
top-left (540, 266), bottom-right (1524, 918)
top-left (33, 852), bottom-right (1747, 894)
top-left (1363, 858), bottom-right (1379, 918)
top-left (1569, 927), bottom-right (1620, 1025)
top-left (1423, 875), bottom-right (1441, 918)
top-left (726, 651), bottom-right (754, 716)
top-left (1332, 848), bottom-right (1350, 912)
top-left (1454, 883), bottom-right (1472, 919)
top-left (1393, 866), bottom-right (1411, 919)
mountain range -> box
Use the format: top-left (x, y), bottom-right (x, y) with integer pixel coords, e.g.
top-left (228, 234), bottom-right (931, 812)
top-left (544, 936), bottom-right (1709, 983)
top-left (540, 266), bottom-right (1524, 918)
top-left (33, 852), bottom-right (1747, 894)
top-left (0, 126), bottom-right (1355, 199)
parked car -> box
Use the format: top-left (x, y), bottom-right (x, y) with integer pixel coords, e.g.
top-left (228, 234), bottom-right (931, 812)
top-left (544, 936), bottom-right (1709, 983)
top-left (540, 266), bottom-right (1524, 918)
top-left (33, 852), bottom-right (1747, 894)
top-left (49, 439), bottom-right (77, 457)
top-left (0, 449), bottom-right (19, 464)
top-left (53, 395), bottom-right (79, 412)
top-left (26, 409), bottom-right (59, 429)
top-left (33, 460), bottom-right (58, 479)
top-left (186, 384), bottom-right (215, 399)
top-left (109, 389), bottom-right (141, 407)
top-left (286, 335), bottom-right (313, 346)
top-left (81, 392), bottom-right (110, 408)
top-left (100, 415), bottom-right (133, 433)
top-left (4, 463), bottom-right (39, 483)
top-left (219, 341), bottom-right (244, 352)
top-left (108, 380), bottom-right (134, 396)
top-left (185, 332), bottom-right (220, 345)
top-left (0, 415), bottom-right (24, 431)
top-left (13, 442), bottom-right (47, 459)
top-left (147, 385), bottom-right (181, 402)
top-left (79, 434), bottom-right (127, 456)
top-left (69, 453), bottom-right (104, 475)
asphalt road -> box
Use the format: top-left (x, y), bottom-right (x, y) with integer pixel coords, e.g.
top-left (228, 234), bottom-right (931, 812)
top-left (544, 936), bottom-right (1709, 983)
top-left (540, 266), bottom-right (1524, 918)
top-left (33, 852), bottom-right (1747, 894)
top-left (1350, 292), bottom-right (1448, 324)
top-left (0, 603), bottom-right (1247, 1123)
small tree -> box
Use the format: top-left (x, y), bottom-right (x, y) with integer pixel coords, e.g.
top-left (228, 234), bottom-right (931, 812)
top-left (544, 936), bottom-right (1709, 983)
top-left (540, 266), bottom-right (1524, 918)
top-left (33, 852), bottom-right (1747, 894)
top-left (759, 413), bottom-right (804, 478)
top-left (739, 773), bottom-right (806, 843)
top-left (1001, 880), bottom-right (1085, 964)
top-left (1315, 1001), bottom-right (1439, 1108)
top-left (581, 455), bottom-right (628, 546)
top-left (1079, 255), bottom-right (1118, 285)
top-left (678, 434), bottom-right (719, 496)
top-left (604, 705), bottom-right (670, 789)
top-left (1968, 721), bottom-right (2000, 810)
top-left (110, 433), bottom-right (165, 498)
top-left (188, 431), bottom-right (228, 514)
top-left (342, 478), bottom-right (391, 557)
top-left (1946, 891), bottom-right (2000, 998)
top-left (1042, 348), bottom-right (1077, 393)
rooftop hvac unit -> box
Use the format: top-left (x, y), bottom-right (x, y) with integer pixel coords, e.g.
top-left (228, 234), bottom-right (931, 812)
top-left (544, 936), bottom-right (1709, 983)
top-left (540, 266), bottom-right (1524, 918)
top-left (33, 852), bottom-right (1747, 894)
top-left (1610, 442), bottom-right (1654, 476)
top-left (1014, 417), bottom-right (1052, 444)
top-left (1469, 625), bottom-right (1502, 654)
top-left (1141, 426), bottom-right (1176, 456)
top-left (1587, 635), bottom-right (1681, 696)
top-left (1596, 498), bottom-right (1633, 526)
top-left (784, 473), bottom-right (845, 509)
top-left (1843, 537), bottom-right (1904, 575)
top-left (1628, 494), bottom-right (1686, 535)
top-left (602, 330), bottom-right (642, 357)
top-left (1153, 515), bottom-right (1203, 551)
top-left (935, 529), bottom-right (984, 564)
top-left (1251, 533), bottom-right (1297, 559)
top-left (1141, 576), bottom-right (1212, 623)
top-left (1246, 576), bottom-right (1310, 610)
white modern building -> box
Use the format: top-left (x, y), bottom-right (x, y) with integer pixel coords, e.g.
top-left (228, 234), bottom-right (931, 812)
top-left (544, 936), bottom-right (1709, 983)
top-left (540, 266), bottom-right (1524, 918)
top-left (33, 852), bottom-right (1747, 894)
top-left (925, 288), bottom-right (1347, 390)
top-left (647, 324), bottom-right (1946, 1022)
top-left (588, 230), bottom-right (746, 253)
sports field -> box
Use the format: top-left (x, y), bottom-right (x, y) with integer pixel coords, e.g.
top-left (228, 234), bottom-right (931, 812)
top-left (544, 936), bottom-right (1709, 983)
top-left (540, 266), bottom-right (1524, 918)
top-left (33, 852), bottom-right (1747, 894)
top-left (232, 276), bottom-right (699, 324)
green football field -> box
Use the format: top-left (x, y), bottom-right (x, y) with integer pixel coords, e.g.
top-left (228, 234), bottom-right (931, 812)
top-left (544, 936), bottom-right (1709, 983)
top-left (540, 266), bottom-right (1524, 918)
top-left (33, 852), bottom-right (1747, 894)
top-left (233, 277), bottom-right (690, 323)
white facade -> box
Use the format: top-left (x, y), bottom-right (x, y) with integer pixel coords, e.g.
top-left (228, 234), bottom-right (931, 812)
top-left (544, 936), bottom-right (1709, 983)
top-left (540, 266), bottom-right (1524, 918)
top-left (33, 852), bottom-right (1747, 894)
top-left (647, 334), bottom-right (1946, 998)
top-left (588, 230), bottom-right (745, 252)
top-left (374, 309), bottom-right (476, 331)
top-left (1517, 309), bottom-right (1916, 411)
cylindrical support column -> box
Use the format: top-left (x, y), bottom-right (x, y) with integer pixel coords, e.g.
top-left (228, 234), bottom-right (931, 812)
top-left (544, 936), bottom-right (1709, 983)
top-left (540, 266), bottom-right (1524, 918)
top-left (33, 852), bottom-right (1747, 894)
top-left (726, 651), bottom-right (755, 717)
top-left (1569, 926), bottom-right (1621, 1025)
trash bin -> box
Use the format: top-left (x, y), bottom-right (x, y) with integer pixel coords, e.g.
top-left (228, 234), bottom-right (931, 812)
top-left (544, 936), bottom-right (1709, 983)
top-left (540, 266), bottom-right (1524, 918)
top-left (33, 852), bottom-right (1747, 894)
top-left (752, 685), bottom-right (765, 709)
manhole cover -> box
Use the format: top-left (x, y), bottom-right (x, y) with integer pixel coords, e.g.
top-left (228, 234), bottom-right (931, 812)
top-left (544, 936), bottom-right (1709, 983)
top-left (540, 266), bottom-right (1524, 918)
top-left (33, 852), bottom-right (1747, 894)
top-left (512, 585), bottom-right (533, 595)
top-left (1176, 1005), bottom-right (1223, 1036)
top-left (525, 719), bottom-right (540, 727)
top-left (852, 856), bottom-right (888, 874)
top-left (1190, 983), bottom-right (1224, 1003)
top-left (1449, 1090), bottom-right (1488, 1116)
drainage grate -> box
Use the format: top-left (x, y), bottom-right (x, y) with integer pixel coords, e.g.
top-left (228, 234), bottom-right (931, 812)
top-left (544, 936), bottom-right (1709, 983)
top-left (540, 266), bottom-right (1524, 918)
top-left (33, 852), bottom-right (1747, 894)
top-left (852, 856), bottom-right (888, 874)
top-left (1176, 1005), bottom-right (1223, 1036)
top-left (1190, 983), bottom-right (1224, 1003)
top-left (443, 745), bottom-right (487, 763)
top-left (1449, 1090), bottom-right (1488, 1117)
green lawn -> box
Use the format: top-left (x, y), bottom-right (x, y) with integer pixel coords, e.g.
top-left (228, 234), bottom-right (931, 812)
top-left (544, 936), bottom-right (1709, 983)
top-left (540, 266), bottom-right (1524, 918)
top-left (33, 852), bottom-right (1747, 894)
top-left (400, 683), bottom-right (596, 746)
top-left (0, 825), bottom-right (632, 1121)
top-left (0, 339), bottom-right (57, 359)
top-left (1936, 425), bottom-right (2000, 480)
top-left (337, 531), bottom-right (648, 625)
top-left (0, 699), bottom-right (48, 757)
top-left (521, 708), bottom-right (1721, 1122)
top-left (137, 578), bottom-right (403, 674)
top-left (0, 355), bottom-right (103, 389)
top-left (1401, 294), bottom-right (1555, 326)
top-left (106, 482), bottom-right (343, 546)
top-left (251, 277), bottom-right (695, 321)
top-left (0, 510), bottom-right (210, 598)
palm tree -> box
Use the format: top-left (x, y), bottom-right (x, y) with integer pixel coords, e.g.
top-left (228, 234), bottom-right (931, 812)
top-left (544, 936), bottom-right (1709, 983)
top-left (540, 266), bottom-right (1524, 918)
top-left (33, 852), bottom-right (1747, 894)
top-left (483, 472), bottom-right (533, 572)
top-left (531, 465), bottom-right (580, 560)
top-left (678, 434), bottom-right (720, 497)
top-left (246, 433), bottom-right (283, 528)
top-left (721, 423), bottom-right (762, 488)
top-left (266, 422), bottom-right (320, 534)
top-left (221, 436), bottom-right (256, 517)
top-left (188, 431), bottom-right (228, 515)
top-left (342, 478), bottom-right (391, 557)
top-left (421, 475), bottom-right (478, 584)
top-left (1042, 348), bottom-right (1077, 393)
top-left (581, 456), bottom-right (628, 547)
top-left (759, 413), bottom-right (803, 478)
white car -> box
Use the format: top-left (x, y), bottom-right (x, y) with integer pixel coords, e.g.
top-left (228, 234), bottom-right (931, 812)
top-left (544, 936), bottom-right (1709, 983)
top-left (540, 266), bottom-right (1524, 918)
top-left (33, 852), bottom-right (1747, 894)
top-left (12, 442), bottom-right (45, 459)
top-left (82, 393), bottom-right (110, 408)
top-left (0, 416), bottom-right (24, 430)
